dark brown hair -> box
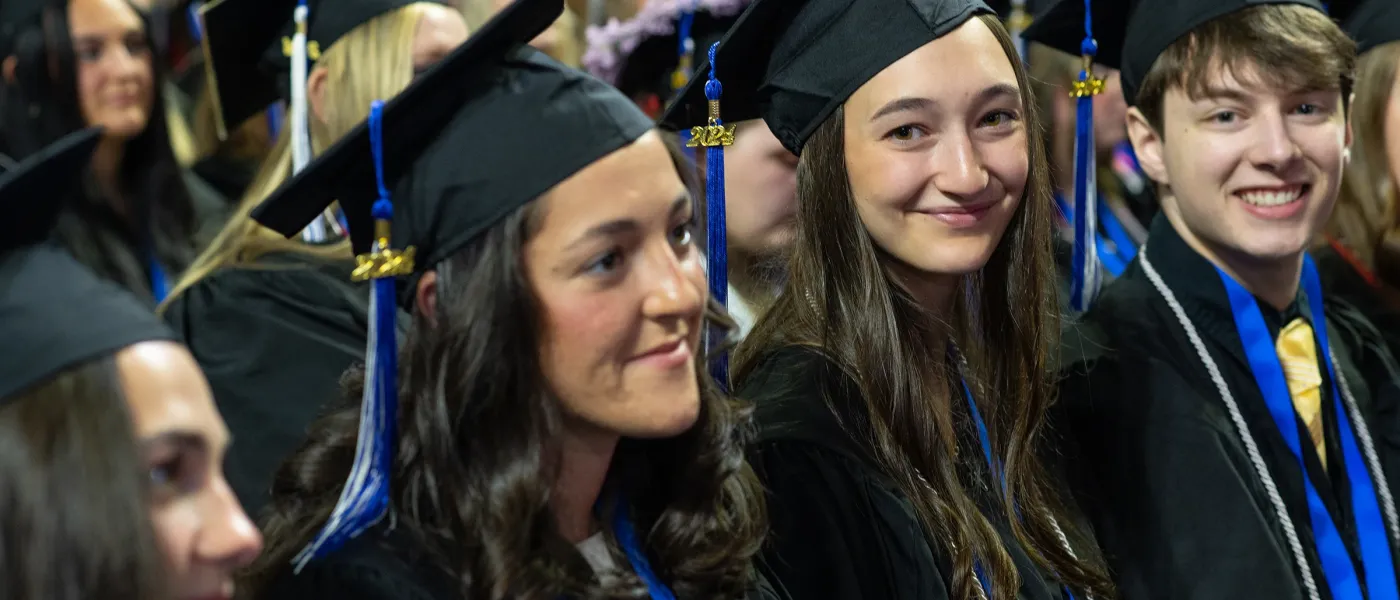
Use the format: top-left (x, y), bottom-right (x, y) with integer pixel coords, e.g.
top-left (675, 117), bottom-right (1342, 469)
top-left (1329, 40), bottom-right (1400, 289)
top-left (243, 140), bottom-right (767, 600)
top-left (733, 14), bottom-right (1113, 600)
top-left (0, 357), bottom-right (168, 600)
top-left (1135, 4), bottom-right (1357, 134)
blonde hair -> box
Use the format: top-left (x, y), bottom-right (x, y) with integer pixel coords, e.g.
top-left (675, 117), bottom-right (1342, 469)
top-left (1329, 40), bottom-right (1400, 287)
top-left (161, 2), bottom-right (443, 311)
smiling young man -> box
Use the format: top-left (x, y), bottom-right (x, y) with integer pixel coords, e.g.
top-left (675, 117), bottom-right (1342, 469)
top-left (1029, 0), bottom-right (1400, 598)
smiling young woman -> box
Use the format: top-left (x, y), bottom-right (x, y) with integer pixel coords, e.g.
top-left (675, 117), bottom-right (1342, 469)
top-left (660, 0), bottom-right (1112, 598)
top-left (237, 2), bottom-right (772, 598)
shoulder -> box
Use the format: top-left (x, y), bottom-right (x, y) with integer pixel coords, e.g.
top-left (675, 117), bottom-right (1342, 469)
top-left (167, 255), bottom-right (365, 329)
top-left (738, 345), bottom-right (874, 462)
top-left (259, 528), bottom-right (456, 600)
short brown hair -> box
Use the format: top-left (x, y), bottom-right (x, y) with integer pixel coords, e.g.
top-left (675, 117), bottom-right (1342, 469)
top-left (1135, 4), bottom-right (1356, 134)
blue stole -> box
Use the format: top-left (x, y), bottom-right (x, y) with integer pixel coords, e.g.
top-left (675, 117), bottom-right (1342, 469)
top-left (600, 497), bottom-right (677, 599)
top-left (961, 378), bottom-right (1079, 600)
top-left (148, 247), bottom-right (169, 303)
top-left (1054, 193), bottom-right (1138, 278)
top-left (1216, 255), bottom-right (1397, 600)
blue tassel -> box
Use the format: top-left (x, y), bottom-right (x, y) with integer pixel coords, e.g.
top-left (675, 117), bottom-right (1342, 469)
top-left (292, 100), bottom-right (399, 572)
top-left (702, 42), bottom-right (729, 390)
top-left (1067, 0), bottom-right (1102, 313)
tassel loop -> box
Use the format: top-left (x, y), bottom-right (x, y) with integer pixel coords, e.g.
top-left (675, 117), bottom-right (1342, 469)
top-left (353, 101), bottom-right (417, 281)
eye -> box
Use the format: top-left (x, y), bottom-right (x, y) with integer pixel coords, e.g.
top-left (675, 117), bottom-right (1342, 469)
top-left (979, 110), bottom-right (1019, 128)
top-left (585, 249), bottom-right (623, 275)
top-left (1294, 103), bottom-right (1322, 116)
top-left (1210, 111), bottom-right (1238, 124)
top-left (76, 44), bottom-right (103, 62)
top-left (670, 221), bottom-right (694, 248)
top-left (886, 125), bottom-right (925, 142)
top-left (148, 453), bottom-right (186, 493)
top-left (124, 35), bottom-right (149, 56)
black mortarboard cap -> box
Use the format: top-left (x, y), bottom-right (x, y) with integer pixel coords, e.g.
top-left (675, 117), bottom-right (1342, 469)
top-left (0, 0), bottom-right (48, 54)
top-left (251, 0), bottom-right (655, 289)
top-left (1023, 0), bottom-right (1325, 106)
top-left (199, 0), bottom-right (432, 138)
top-left (659, 0), bottom-right (994, 155)
top-left (0, 129), bottom-right (175, 401)
top-left (1334, 0), bottom-right (1400, 54)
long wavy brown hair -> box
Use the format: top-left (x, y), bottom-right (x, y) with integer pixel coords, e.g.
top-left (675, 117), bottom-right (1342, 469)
top-left (241, 143), bottom-right (767, 599)
top-left (732, 14), bottom-right (1114, 600)
top-left (1329, 40), bottom-right (1400, 290)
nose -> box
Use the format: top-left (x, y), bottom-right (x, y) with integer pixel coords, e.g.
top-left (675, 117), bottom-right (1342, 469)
top-left (104, 43), bottom-right (144, 80)
top-left (641, 245), bottom-right (705, 322)
top-left (196, 477), bottom-right (263, 571)
top-left (1248, 109), bottom-right (1302, 171)
top-left (930, 131), bottom-right (990, 200)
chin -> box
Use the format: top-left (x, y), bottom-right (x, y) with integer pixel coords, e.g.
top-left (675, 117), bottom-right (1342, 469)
top-left (617, 379), bottom-right (702, 439)
top-left (900, 241), bottom-right (999, 277)
top-left (99, 113), bottom-right (150, 140)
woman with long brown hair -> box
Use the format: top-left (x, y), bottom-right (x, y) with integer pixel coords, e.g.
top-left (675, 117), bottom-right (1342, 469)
top-left (1, 128), bottom-right (261, 600)
top-left (1324, 0), bottom-right (1400, 357)
top-left (237, 0), bottom-right (771, 598)
top-left (662, 0), bottom-right (1113, 598)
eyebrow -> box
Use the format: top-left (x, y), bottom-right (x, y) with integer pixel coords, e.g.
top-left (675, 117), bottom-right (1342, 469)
top-left (140, 431), bottom-right (211, 454)
top-left (869, 83), bottom-right (1022, 122)
top-left (564, 194), bottom-right (691, 252)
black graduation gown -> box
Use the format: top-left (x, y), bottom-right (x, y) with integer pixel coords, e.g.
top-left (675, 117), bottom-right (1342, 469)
top-left (1316, 245), bottom-right (1400, 373)
top-left (739, 346), bottom-right (1071, 600)
top-left (162, 252), bottom-right (375, 516)
top-left (257, 522), bottom-right (790, 599)
top-left (1056, 215), bottom-right (1400, 599)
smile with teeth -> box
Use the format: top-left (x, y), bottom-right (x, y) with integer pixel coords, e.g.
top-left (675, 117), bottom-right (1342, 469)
top-left (1238, 185), bottom-right (1307, 207)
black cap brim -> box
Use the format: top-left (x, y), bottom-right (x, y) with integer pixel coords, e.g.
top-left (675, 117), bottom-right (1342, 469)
top-left (249, 0), bottom-right (565, 242)
top-left (0, 128), bottom-right (102, 252)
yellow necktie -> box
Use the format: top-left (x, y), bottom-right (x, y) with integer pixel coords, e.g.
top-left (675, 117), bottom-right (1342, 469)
top-left (1277, 318), bottom-right (1326, 470)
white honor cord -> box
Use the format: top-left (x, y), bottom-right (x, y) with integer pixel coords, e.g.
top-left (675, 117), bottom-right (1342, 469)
top-left (1141, 252), bottom-right (1321, 600)
top-left (1330, 346), bottom-right (1400, 545)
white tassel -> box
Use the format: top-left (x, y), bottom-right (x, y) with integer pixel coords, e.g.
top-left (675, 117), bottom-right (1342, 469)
top-left (290, 2), bottom-right (327, 244)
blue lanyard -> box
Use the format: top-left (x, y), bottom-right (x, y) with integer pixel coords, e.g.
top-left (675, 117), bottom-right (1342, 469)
top-left (1054, 193), bottom-right (1136, 278)
top-left (605, 498), bottom-right (677, 600)
top-left (1216, 254), bottom-right (1397, 600)
top-left (148, 248), bottom-right (169, 303)
top-left (962, 379), bottom-right (1079, 600)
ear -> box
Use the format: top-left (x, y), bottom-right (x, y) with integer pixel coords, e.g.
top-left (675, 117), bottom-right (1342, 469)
top-left (307, 65), bottom-right (331, 127)
top-left (1126, 106), bottom-right (1169, 188)
top-left (415, 270), bottom-right (439, 324)
top-left (2, 55), bottom-right (16, 84)
top-left (1343, 92), bottom-right (1355, 166)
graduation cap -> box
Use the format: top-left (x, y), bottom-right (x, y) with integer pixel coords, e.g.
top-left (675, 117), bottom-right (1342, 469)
top-left (0, 0), bottom-right (47, 54)
top-left (1022, 0), bottom-right (1326, 106)
top-left (581, 0), bottom-right (750, 118)
top-left (660, 0), bottom-right (994, 156)
top-left (1335, 0), bottom-right (1400, 54)
top-left (198, 0), bottom-right (430, 140)
top-left (249, 0), bottom-right (659, 569)
top-left (0, 128), bottom-right (176, 402)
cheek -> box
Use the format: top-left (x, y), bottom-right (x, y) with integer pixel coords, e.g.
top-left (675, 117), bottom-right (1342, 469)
top-left (985, 136), bottom-right (1029, 200)
top-left (1385, 97), bottom-right (1400, 185)
top-left (149, 501), bottom-right (195, 571)
top-left (848, 145), bottom-right (924, 214)
top-left (538, 290), bottom-right (624, 384)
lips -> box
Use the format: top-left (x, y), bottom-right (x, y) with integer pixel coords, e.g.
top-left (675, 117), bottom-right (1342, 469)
top-left (1237, 184), bottom-right (1308, 207)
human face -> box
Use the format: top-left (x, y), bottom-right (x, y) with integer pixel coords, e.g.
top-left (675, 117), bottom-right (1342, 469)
top-left (117, 342), bottom-right (262, 600)
top-left (526, 131), bottom-right (706, 443)
top-left (1094, 69), bottom-right (1129, 152)
top-left (723, 121), bottom-right (799, 261)
top-left (843, 17), bottom-right (1026, 281)
top-left (68, 0), bottom-right (155, 139)
top-left (410, 4), bottom-right (469, 76)
top-left (1385, 60), bottom-right (1400, 193)
top-left (1130, 63), bottom-right (1350, 265)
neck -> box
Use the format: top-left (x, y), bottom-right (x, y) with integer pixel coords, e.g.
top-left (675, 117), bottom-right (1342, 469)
top-left (91, 137), bottom-right (129, 216)
top-left (552, 419), bottom-right (619, 544)
top-left (727, 247), bottom-right (783, 312)
top-left (886, 258), bottom-right (956, 348)
top-left (1163, 202), bottom-right (1303, 311)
